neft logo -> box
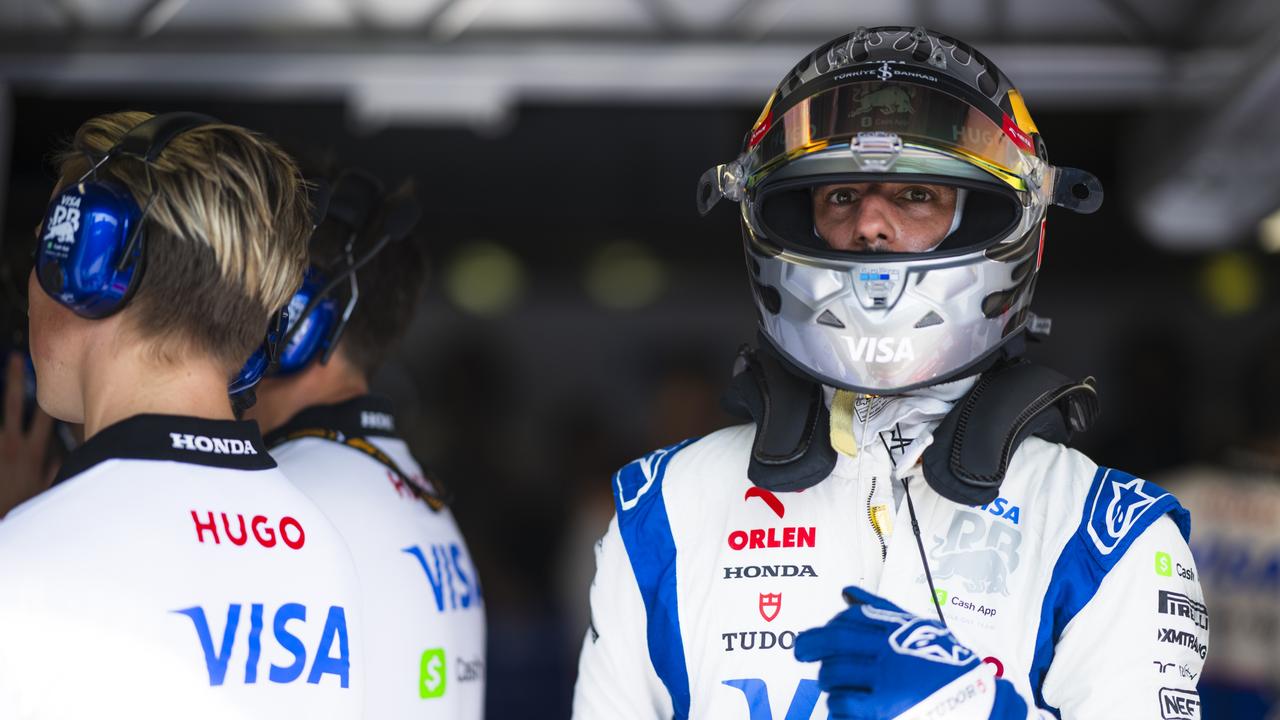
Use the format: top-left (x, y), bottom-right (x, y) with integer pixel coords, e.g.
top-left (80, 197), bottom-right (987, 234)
top-left (174, 603), bottom-right (350, 687)
top-left (1158, 591), bottom-right (1209, 631)
top-left (403, 543), bottom-right (482, 612)
top-left (727, 528), bottom-right (816, 551)
top-left (191, 511), bottom-right (305, 549)
top-left (420, 648), bottom-right (446, 699)
top-left (1157, 628), bottom-right (1208, 659)
top-left (723, 564), bottom-right (817, 580)
top-left (170, 433), bottom-right (258, 455)
top-left (1159, 688), bottom-right (1200, 720)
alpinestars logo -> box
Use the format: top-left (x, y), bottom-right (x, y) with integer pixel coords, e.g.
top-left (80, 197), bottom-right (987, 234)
top-left (1158, 591), bottom-right (1209, 631)
top-left (1087, 471), bottom-right (1169, 555)
top-left (171, 433), bottom-right (259, 455)
top-left (1158, 628), bottom-right (1208, 659)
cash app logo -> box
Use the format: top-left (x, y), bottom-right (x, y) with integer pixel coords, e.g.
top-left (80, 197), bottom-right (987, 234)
top-left (420, 648), bottom-right (446, 699)
top-left (934, 589), bottom-right (949, 605)
top-left (1155, 551), bottom-right (1172, 577)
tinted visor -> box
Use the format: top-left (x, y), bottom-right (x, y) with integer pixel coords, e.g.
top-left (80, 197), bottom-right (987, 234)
top-left (748, 81), bottom-right (1036, 190)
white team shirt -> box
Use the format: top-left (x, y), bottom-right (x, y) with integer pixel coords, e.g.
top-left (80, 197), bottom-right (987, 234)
top-left (265, 396), bottom-right (485, 719)
top-left (574, 390), bottom-right (1208, 720)
top-left (0, 414), bottom-right (365, 720)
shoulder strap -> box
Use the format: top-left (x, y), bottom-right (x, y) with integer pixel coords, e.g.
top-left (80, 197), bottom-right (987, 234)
top-left (921, 360), bottom-right (1099, 505)
top-left (722, 343), bottom-right (836, 493)
top-left (268, 427), bottom-right (451, 511)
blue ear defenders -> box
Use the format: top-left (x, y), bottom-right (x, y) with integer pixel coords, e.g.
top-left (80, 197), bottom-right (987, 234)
top-left (274, 169), bottom-right (386, 375)
top-left (34, 112), bottom-right (287, 395)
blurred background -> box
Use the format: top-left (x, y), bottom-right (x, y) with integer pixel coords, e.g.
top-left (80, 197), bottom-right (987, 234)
top-left (4, 0), bottom-right (1280, 717)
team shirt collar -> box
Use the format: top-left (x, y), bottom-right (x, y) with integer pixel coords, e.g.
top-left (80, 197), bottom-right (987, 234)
top-left (264, 394), bottom-right (400, 447)
top-left (56, 413), bottom-right (275, 483)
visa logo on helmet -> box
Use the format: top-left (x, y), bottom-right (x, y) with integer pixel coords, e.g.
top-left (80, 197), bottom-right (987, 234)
top-left (174, 603), bottom-right (351, 688)
top-left (170, 433), bottom-right (259, 455)
top-left (842, 336), bottom-right (915, 363)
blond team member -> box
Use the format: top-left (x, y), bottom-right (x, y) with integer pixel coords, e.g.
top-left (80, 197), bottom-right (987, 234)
top-left (0, 112), bottom-right (364, 719)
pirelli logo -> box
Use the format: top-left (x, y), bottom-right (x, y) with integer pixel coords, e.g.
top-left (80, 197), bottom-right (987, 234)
top-left (1157, 590), bottom-right (1209, 631)
top-left (170, 433), bottom-right (259, 455)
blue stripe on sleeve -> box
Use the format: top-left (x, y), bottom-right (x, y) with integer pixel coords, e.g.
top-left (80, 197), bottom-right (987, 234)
top-left (613, 438), bottom-right (697, 720)
top-left (1027, 467), bottom-right (1190, 715)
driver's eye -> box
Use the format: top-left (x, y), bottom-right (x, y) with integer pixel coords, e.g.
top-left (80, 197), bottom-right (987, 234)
top-left (902, 188), bottom-right (932, 202)
top-left (829, 189), bottom-right (858, 205)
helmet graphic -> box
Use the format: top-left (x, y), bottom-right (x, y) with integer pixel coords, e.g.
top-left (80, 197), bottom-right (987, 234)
top-left (698, 26), bottom-right (1103, 394)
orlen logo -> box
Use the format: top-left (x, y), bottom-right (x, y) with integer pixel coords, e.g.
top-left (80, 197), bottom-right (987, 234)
top-left (842, 336), bottom-right (915, 363)
top-left (730, 487), bottom-right (816, 551)
top-left (170, 433), bottom-right (259, 455)
top-left (191, 511), bottom-right (305, 549)
top-left (728, 528), bottom-right (816, 551)
top-left (174, 603), bottom-right (350, 687)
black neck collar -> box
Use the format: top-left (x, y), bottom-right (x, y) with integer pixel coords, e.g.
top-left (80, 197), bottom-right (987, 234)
top-left (56, 414), bottom-right (275, 484)
top-left (264, 394), bottom-right (400, 447)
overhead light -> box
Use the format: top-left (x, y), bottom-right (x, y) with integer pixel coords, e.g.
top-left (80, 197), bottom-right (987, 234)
top-left (1200, 251), bottom-right (1261, 316)
top-left (584, 240), bottom-right (666, 310)
top-left (443, 240), bottom-right (525, 316)
top-left (1260, 207), bottom-right (1280, 253)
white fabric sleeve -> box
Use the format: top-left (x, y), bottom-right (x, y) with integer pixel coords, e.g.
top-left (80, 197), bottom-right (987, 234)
top-left (571, 515), bottom-right (674, 720)
top-left (1040, 515), bottom-right (1207, 719)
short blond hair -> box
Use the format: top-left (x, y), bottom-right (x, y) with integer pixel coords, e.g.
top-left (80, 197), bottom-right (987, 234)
top-left (56, 111), bottom-right (312, 372)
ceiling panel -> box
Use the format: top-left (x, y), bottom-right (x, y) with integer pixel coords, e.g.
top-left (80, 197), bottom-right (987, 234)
top-left (475, 0), bottom-right (656, 32)
top-left (768, 0), bottom-right (914, 34)
top-left (166, 0), bottom-right (358, 29)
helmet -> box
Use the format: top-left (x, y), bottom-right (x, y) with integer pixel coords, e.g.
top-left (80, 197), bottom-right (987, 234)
top-left (698, 26), bottom-right (1103, 394)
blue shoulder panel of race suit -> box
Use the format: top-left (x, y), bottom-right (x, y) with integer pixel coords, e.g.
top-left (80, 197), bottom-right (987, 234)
top-left (1028, 467), bottom-right (1191, 717)
top-left (613, 438), bottom-right (699, 720)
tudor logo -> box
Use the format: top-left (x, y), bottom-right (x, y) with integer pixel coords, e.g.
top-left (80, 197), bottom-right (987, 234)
top-left (842, 336), bottom-right (915, 363)
top-left (170, 433), bottom-right (259, 456)
top-left (759, 593), bottom-right (781, 622)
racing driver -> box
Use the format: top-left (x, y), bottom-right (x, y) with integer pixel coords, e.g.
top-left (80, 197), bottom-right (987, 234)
top-left (572, 27), bottom-right (1208, 720)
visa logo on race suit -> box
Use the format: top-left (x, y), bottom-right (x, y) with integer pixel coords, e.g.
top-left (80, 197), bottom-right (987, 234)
top-left (175, 603), bottom-right (351, 687)
top-left (403, 543), bottom-right (483, 612)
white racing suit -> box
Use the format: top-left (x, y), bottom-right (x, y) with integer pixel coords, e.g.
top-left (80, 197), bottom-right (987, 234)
top-left (574, 385), bottom-right (1208, 719)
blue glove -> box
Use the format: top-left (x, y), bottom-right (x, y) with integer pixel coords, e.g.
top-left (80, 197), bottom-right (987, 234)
top-left (794, 586), bottom-right (1028, 720)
